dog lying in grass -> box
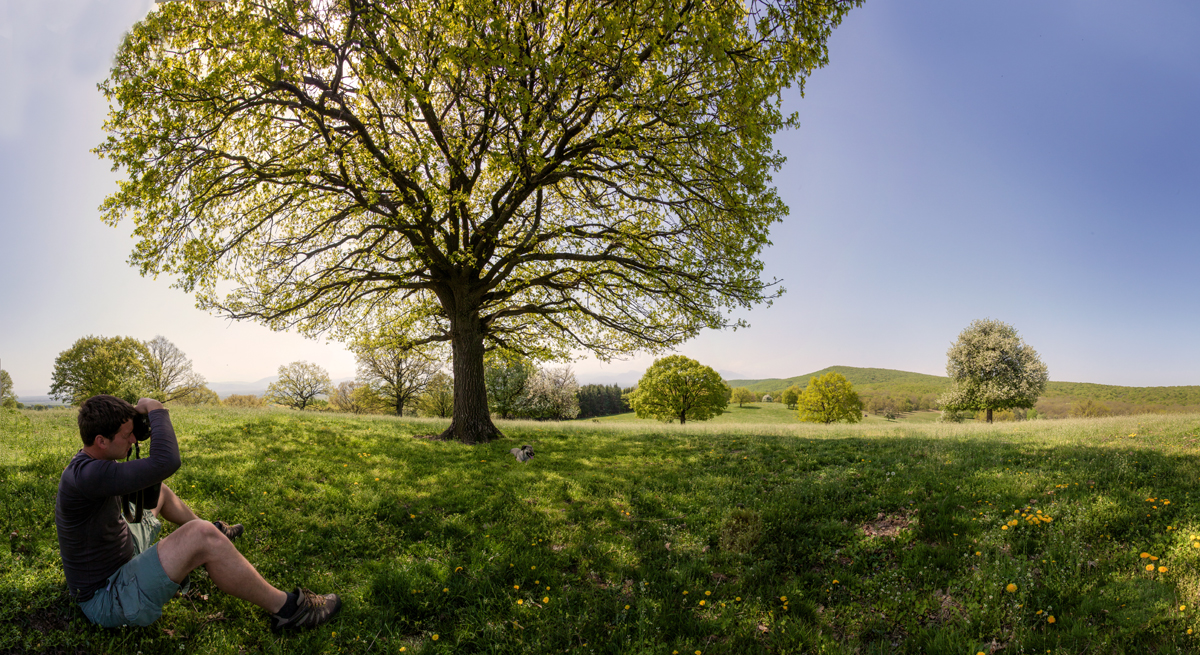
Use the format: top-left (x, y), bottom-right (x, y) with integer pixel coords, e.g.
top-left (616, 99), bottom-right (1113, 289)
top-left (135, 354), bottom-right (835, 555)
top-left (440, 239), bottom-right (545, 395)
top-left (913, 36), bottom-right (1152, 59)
top-left (510, 445), bottom-right (535, 463)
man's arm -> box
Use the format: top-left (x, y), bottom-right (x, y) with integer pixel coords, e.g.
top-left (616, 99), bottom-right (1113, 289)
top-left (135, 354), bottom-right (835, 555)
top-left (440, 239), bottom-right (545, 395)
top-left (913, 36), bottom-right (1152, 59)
top-left (77, 400), bottom-right (182, 498)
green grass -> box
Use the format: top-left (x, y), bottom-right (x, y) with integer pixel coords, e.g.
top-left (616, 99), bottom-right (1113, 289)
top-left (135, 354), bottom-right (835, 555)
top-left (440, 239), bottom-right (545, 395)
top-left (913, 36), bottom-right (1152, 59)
top-left (6, 407), bottom-right (1200, 653)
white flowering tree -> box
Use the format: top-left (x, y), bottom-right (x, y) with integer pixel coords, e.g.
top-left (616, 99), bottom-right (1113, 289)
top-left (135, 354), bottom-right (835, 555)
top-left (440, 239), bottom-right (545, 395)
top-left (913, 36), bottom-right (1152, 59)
top-left (938, 319), bottom-right (1048, 423)
top-left (524, 366), bottom-right (580, 421)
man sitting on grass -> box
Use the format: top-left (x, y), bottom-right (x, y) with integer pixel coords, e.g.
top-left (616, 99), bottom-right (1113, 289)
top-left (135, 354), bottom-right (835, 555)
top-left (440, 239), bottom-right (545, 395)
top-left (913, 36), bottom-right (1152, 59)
top-left (55, 394), bottom-right (341, 631)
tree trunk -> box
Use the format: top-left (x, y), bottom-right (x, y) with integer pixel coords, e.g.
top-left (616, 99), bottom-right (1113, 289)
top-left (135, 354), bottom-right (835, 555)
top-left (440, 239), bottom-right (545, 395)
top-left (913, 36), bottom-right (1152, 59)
top-left (438, 307), bottom-right (503, 444)
top-left (986, 408), bottom-right (993, 423)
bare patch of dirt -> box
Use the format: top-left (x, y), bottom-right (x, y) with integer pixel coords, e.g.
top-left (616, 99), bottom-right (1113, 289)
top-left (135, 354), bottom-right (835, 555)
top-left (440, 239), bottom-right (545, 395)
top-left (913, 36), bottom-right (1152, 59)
top-left (861, 510), bottom-right (916, 538)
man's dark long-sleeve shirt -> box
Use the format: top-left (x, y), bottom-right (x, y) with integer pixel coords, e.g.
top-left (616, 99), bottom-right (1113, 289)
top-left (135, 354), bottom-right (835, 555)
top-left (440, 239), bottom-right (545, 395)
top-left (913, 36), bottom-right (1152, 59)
top-left (55, 409), bottom-right (181, 601)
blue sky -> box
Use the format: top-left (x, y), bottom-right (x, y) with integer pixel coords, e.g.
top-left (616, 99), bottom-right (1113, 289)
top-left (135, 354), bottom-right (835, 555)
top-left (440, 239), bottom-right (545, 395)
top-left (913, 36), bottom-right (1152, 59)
top-left (2, 0), bottom-right (1198, 397)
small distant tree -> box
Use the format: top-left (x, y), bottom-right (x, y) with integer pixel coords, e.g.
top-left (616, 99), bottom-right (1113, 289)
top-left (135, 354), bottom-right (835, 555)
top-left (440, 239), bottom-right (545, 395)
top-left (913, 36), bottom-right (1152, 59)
top-left (50, 335), bottom-right (152, 404)
top-left (938, 319), bottom-right (1049, 423)
top-left (0, 369), bottom-right (16, 409)
top-left (145, 335), bottom-right (207, 403)
top-left (419, 372), bottom-right (455, 418)
top-left (352, 334), bottom-right (442, 416)
top-left (731, 387), bottom-right (756, 407)
top-left (524, 366), bottom-right (580, 420)
top-left (782, 385), bottom-right (801, 410)
top-left (223, 394), bottom-right (263, 408)
top-left (626, 355), bottom-right (729, 425)
top-left (172, 386), bottom-right (220, 406)
top-left (266, 361), bottom-right (331, 410)
top-left (330, 381), bottom-right (377, 415)
top-left (484, 356), bottom-right (536, 420)
top-left (796, 371), bottom-right (863, 424)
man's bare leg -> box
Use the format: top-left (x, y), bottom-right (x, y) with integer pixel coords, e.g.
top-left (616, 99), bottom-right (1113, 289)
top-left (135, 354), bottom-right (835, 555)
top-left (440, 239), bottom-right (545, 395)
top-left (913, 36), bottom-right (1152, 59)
top-left (156, 520), bottom-right (287, 613)
top-left (152, 483), bottom-right (201, 525)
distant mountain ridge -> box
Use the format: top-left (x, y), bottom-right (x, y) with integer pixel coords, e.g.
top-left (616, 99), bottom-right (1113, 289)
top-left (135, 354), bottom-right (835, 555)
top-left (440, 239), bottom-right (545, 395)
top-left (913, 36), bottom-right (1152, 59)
top-left (726, 366), bottom-right (1200, 410)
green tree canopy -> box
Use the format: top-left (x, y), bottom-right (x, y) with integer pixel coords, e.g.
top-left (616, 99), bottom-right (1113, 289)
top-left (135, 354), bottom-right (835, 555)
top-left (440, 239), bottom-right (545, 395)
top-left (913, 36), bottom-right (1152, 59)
top-left (731, 387), bottom-right (755, 407)
top-left (266, 361), bottom-right (332, 410)
top-left (0, 369), bottom-right (16, 409)
top-left (796, 371), bottom-right (862, 424)
top-left (626, 355), bottom-right (728, 424)
top-left (95, 0), bottom-right (859, 443)
top-left (782, 384), bottom-right (800, 410)
top-left (49, 335), bottom-right (153, 405)
top-left (937, 318), bottom-right (1049, 423)
top-left (484, 355), bottom-right (536, 420)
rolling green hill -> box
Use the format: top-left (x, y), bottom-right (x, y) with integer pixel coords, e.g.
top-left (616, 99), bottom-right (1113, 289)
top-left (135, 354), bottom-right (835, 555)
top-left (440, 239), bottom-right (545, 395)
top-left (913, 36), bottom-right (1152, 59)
top-left (727, 366), bottom-right (1200, 416)
top-left (726, 366), bottom-right (950, 395)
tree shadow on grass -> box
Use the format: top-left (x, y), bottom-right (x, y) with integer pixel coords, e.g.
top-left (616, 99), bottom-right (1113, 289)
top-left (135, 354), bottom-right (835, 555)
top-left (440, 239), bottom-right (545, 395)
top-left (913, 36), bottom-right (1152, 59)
top-left (8, 411), bottom-right (1200, 653)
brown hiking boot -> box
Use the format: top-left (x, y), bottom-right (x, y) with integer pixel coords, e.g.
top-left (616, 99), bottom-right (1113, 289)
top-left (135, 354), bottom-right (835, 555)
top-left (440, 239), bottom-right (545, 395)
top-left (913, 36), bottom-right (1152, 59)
top-left (270, 588), bottom-right (342, 632)
top-left (212, 521), bottom-right (244, 541)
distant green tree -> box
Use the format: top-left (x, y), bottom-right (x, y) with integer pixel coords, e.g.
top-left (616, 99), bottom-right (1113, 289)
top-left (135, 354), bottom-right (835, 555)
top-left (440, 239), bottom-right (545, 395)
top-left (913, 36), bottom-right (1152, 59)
top-left (484, 356), bottom-right (535, 420)
top-left (351, 333), bottom-right (443, 416)
top-left (782, 385), bottom-right (801, 410)
top-left (938, 319), bottom-right (1049, 423)
top-left (265, 361), bottom-right (331, 410)
top-left (626, 355), bottom-right (729, 425)
top-left (420, 373), bottom-right (455, 418)
top-left (0, 369), bottom-right (16, 409)
top-left (49, 335), bottom-right (152, 404)
top-left (796, 372), bottom-right (863, 424)
top-left (577, 384), bottom-right (631, 418)
top-left (731, 387), bottom-right (756, 407)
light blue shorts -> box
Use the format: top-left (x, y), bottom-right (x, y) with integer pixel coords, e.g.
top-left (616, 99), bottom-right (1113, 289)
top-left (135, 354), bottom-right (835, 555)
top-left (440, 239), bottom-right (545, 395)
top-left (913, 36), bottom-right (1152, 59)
top-left (79, 511), bottom-right (182, 627)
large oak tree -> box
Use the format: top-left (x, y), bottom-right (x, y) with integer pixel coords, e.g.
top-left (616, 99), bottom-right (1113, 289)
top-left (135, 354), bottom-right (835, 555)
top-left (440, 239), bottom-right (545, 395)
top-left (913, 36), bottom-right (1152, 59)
top-left (97, 0), bottom-right (859, 443)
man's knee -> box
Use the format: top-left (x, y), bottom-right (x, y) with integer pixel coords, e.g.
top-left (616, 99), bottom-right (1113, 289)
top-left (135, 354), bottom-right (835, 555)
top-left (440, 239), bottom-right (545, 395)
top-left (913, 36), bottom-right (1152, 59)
top-left (174, 520), bottom-right (226, 556)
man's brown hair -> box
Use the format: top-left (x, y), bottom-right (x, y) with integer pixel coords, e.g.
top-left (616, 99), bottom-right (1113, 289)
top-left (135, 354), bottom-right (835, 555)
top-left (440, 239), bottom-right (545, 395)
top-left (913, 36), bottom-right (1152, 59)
top-left (77, 395), bottom-right (138, 446)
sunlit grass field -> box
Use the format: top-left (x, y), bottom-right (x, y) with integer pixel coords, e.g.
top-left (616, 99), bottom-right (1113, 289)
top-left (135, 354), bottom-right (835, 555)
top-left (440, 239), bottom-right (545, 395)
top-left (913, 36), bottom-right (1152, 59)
top-left (4, 407), bottom-right (1200, 654)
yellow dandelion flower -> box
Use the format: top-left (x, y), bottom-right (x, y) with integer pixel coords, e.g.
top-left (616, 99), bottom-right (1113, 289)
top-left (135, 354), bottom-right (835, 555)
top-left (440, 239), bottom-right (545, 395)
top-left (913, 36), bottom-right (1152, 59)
top-left (432, 634), bottom-right (439, 641)
top-left (1006, 583), bottom-right (1017, 593)
top-left (1151, 556), bottom-right (1159, 561)
top-left (683, 591), bottom-right (688, 595)
top-left (1141, 553), bottom-right (1151, 558)
top-left (443, 588), bottom-right (448, 592)
top-left (705, 591), bottom-right (711, 596)
top-left (1147, 564), bottom-right (1156, 571)
top-left (1181, 605), bottom-right (1187, 611)
top-left (1002, 526), bottom-right (1008, 530)
top-left (1189, 629), bottom-right (1194, 635)
top-left (531, 566), bottom-right (536, 570)
top-left (514, 585), bottom-right (519, 590)
top-left (781, 596), bottom-right (788, 601)
top-left (1160, 566), bottom-right (1169, 573)
top-left (1036, 610), bottom-right (1043, 615)
top-left (1047, 615), bottom-right (1055, 624)
top-left (736, 597), bottom-right (741, 601)
top-left (975, 551), bottom-right (981, 556)
top-left (517, 599), bottom-right (523, 605)
top-left (699, 600), bottom-right (705, 606)
top-left (624, 604), bottom-right (630, 610)
top-left (544, 596), bottom-right (549, 603)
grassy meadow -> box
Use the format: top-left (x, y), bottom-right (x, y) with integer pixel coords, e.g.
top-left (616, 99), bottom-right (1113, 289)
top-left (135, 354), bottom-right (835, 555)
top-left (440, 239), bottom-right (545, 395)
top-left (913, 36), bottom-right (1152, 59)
top-left (4, 407), bottom-right (1200, 654)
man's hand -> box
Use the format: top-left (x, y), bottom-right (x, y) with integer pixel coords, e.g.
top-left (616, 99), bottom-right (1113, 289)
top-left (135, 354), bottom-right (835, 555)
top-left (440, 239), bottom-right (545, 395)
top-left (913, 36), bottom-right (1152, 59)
top-left (135, 398), bottom-right (165, 414)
